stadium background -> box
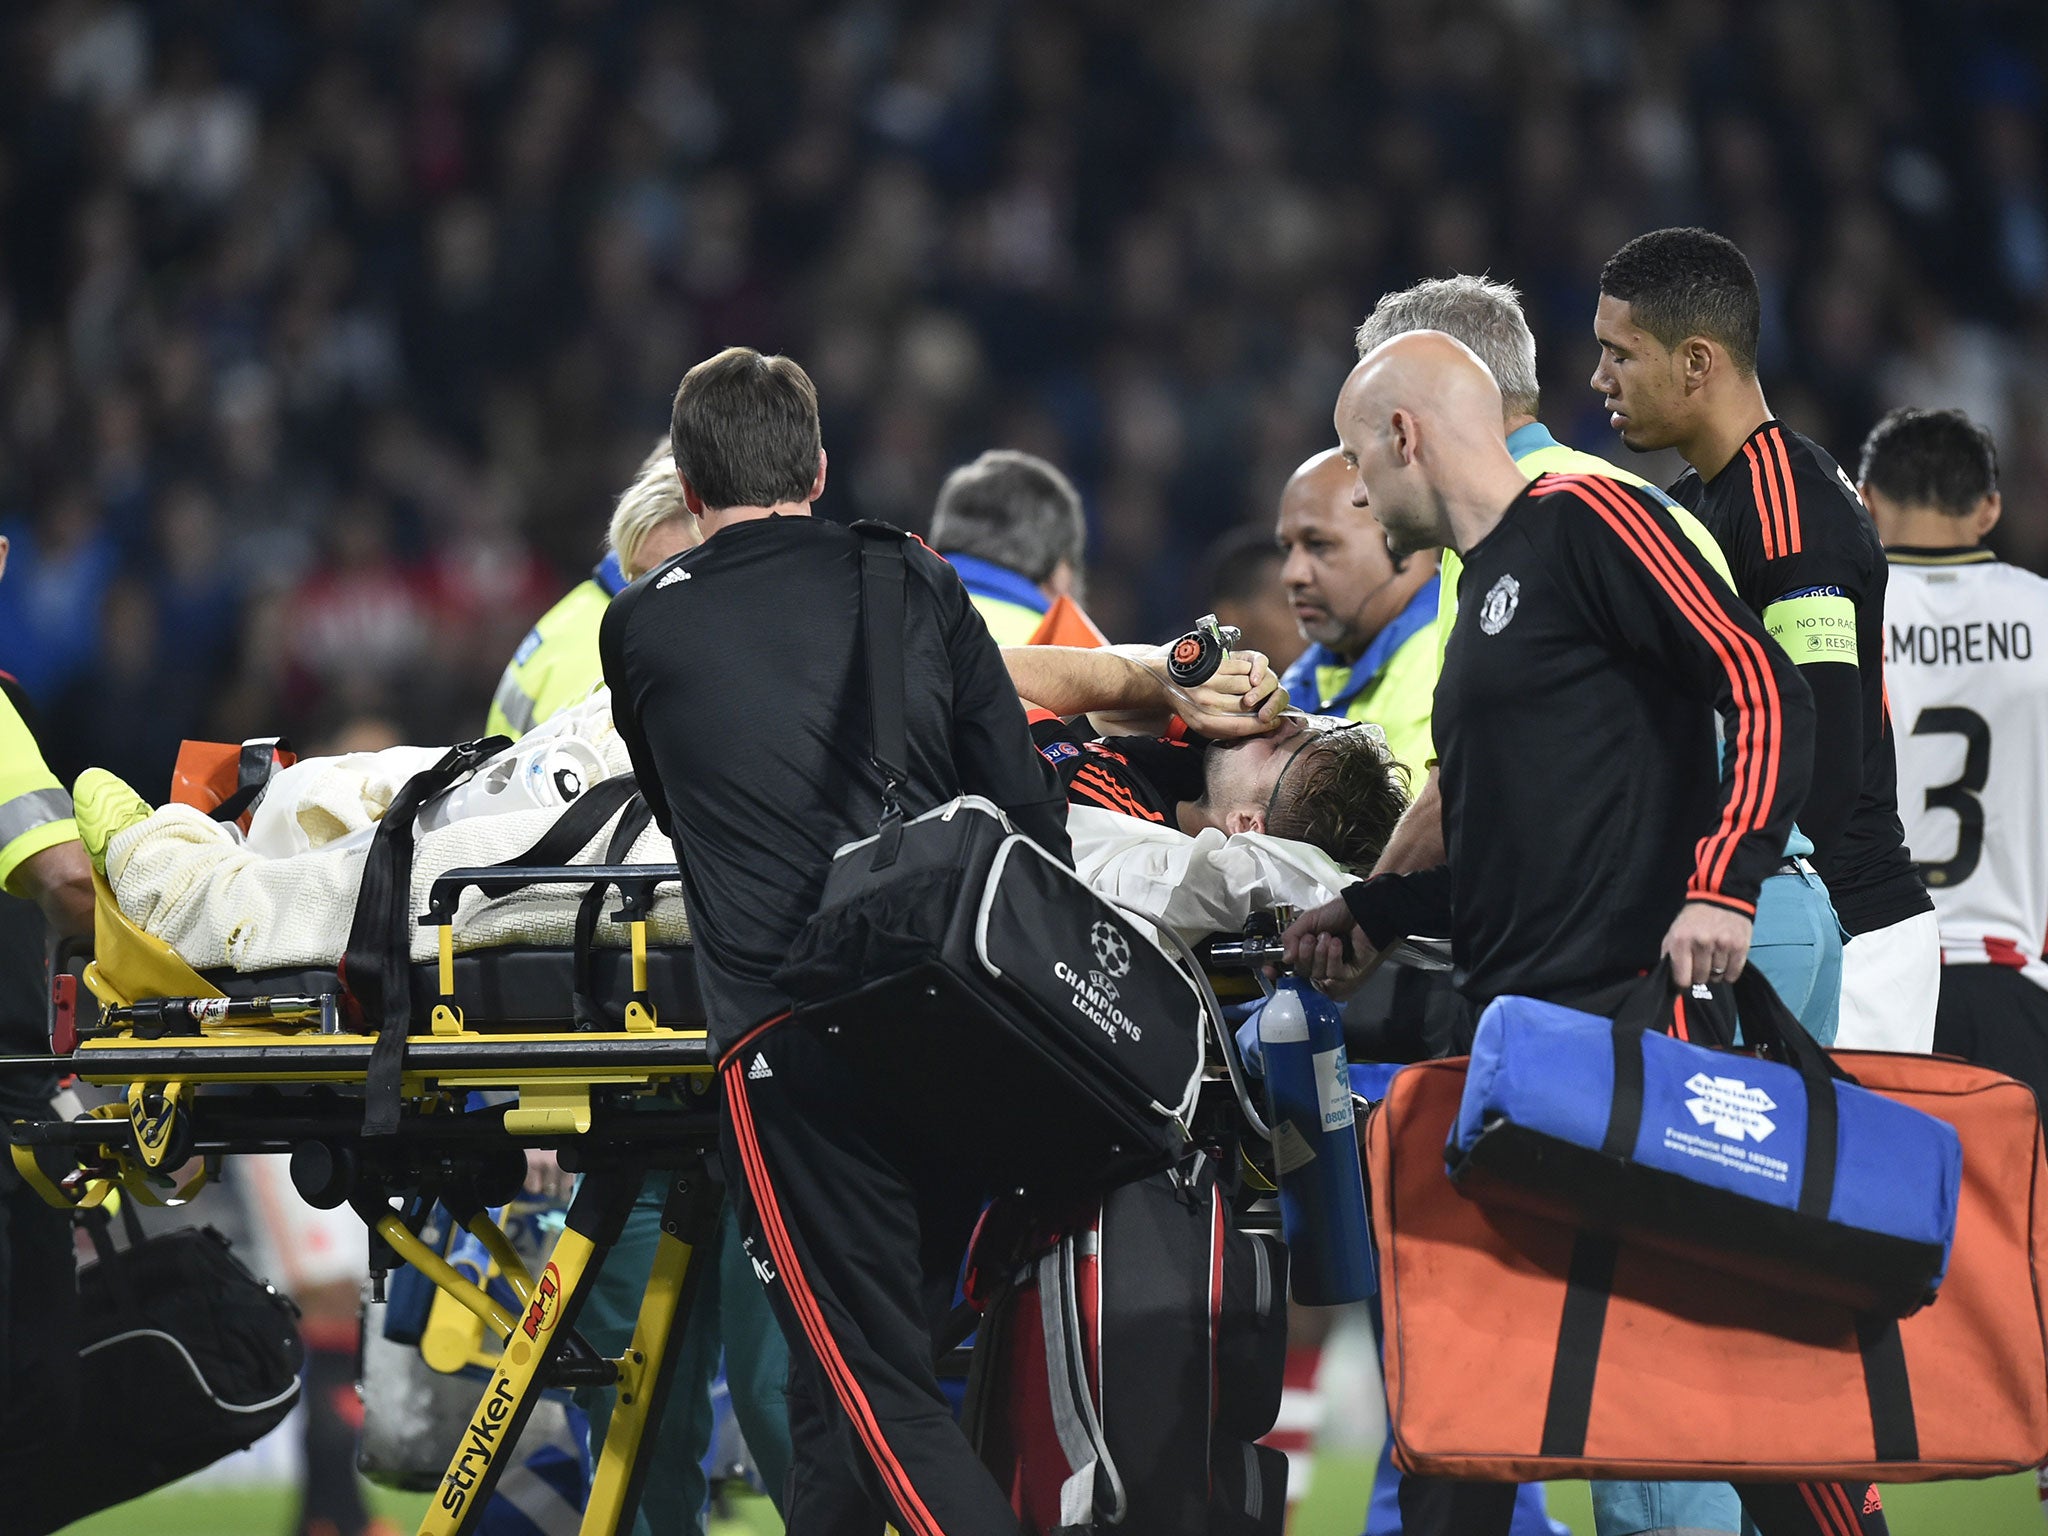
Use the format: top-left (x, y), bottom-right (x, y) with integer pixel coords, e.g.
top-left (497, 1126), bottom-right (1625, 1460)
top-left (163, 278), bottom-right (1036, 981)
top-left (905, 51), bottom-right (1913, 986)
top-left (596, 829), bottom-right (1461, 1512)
top-left (5, 0), bottom-right (2046, 1532)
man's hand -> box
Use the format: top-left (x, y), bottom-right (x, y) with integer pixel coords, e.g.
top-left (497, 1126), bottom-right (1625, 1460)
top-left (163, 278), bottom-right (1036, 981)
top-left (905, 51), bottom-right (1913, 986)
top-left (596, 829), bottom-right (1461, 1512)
top-left (1660, 901), bottom-right (1753, 988)
top-left (1151, 648), bottom-right (1283, 739)
top-left (524, 1148), bottom-right (575, 1204)
top-left (1281, 895), bottom-right (1383, 997)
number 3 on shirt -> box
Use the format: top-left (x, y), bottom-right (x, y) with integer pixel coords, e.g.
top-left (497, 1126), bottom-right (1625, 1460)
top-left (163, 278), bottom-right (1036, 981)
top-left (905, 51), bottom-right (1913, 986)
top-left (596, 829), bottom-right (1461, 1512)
top-left (1912, 706), bottom-right (1990, 887)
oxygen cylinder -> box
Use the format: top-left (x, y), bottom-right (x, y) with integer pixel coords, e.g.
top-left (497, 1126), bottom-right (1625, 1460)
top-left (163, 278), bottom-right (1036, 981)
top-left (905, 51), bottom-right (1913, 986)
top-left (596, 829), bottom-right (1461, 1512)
top-left (1258, 974), bottom-right (1375, 1304)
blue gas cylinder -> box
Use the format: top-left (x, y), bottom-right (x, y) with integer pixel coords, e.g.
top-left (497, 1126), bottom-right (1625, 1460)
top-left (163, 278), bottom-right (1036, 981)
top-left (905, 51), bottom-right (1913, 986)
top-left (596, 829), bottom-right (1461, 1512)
top-left (1258, 974), bottom-right (1375, 1304)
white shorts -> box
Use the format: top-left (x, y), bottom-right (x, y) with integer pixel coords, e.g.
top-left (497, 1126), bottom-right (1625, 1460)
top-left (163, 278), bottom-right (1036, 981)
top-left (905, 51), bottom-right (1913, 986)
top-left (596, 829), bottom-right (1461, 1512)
top-left (1835, 909), bottom-right (1940, 1053)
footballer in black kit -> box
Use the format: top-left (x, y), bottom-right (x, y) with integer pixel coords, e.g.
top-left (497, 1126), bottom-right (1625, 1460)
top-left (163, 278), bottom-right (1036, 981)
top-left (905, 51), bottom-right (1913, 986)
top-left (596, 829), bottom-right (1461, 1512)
top-left (1594, 226), bottom-right (1933, 1055)
top-left (1030, 716), bottom-right (1205, 823)
top-left (1668, 421), bottom-right (1930, 940)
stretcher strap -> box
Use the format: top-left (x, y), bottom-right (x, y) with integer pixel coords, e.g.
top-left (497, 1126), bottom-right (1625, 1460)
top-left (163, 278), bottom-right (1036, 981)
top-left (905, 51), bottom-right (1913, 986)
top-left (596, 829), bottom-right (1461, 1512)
top-left (572, 787), bottom-right (658, 1026)
top-left (1536, 1231), bottom-right (1922, 1463)
top-left (343, 737), bottom-right (507, 1135)
top-left (499, 773), bottom-right (643, 872)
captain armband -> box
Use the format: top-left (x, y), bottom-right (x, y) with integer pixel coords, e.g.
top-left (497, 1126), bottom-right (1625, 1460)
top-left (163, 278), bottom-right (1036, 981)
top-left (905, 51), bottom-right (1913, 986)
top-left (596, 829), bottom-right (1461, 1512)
top-left (1762, 585), bottom-right (1858, 666)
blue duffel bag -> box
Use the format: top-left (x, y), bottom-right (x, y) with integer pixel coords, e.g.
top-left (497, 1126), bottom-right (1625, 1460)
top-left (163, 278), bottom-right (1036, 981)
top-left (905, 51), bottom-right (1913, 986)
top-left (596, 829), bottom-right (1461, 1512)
top-left (1448, 965), bottom-right (1962, 1318)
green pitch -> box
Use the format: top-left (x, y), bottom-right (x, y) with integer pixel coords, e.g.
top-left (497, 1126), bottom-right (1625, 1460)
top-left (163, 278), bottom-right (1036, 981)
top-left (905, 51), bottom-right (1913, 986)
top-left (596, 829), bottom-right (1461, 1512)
top-left (54, 1463), bottom-right (2043, 1534)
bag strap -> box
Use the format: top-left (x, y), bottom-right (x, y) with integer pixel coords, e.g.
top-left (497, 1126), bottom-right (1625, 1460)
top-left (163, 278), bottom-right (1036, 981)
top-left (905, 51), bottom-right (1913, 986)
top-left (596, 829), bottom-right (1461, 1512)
top-left (1536, 1231), bottom-right (1920, 1462)
top-left (1537, 1231), bottom-right (1620, 1456)
top-left (341, 737), bottom-right (508, 1136)
top-left (1602, 960), bottom-right (1844, 1221)
top-left (1856, 1314), bottom-right (1921, 1461)
top-left (851, 522), bottom-right (910, 868)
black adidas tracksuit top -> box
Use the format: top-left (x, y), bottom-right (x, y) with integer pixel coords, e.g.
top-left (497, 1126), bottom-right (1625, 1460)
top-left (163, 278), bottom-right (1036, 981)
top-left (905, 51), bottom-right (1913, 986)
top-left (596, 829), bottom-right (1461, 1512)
top-left (1346, 473), bottom-right (1815, 1009)
top-left (600, 515), bottom-right (1071, 1052)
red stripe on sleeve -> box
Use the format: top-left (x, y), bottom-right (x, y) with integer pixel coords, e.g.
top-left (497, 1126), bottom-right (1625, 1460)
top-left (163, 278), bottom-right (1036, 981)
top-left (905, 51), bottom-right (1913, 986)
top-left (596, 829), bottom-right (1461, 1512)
top-left (1025, 706), bottom-right (1062, 727)
top-left (1070, 764), bottom-right (1163, 822)
top-left (1573, 476), bottom-right (1785, 892)
top-left (1768, 429), bottom-right (1804, 556)
top-left (1538, 476), bottom-right (1785, 897)
top-left (1569, 476), bottom-right (1785, 891)
top-left (1743, 442), bottom-right (1781, 560)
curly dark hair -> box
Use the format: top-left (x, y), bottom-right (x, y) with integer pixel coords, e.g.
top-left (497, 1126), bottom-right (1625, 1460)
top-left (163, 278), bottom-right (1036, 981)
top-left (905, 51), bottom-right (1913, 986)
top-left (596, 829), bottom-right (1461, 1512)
top-left (1599, 228), bottom-right (1761, 375)
top-left (1265, 725), bottom-right (1412, 875)
top-left (1857, 407), bottom-right (1999, 517)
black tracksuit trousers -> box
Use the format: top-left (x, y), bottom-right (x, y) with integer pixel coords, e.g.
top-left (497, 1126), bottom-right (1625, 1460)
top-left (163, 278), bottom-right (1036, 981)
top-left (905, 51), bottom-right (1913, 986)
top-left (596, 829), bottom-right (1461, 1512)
top-left (720, 1016), bottom-right (1021, 1536)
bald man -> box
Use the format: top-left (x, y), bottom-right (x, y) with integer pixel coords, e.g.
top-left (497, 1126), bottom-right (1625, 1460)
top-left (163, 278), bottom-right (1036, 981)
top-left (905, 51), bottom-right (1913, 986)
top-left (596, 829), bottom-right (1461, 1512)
top-left (1274, 449), bottom-right (1440, 783)
top-left (1288, 329), bottom-right (1812, 999)
top-left (1282, 336), bottom-right (1900, 1536)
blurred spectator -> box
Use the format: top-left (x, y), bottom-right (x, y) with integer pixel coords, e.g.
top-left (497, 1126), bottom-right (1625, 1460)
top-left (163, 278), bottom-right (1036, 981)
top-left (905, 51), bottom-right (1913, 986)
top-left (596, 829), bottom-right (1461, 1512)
top-left (1198, 523), bottom-right (1303, 677)
top-left (0, 0), bottom-right (2038, 793)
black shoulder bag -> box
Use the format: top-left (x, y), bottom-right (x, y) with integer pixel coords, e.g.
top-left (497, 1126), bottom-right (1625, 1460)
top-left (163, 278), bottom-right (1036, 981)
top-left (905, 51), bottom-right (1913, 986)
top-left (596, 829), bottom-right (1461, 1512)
top-left (772, 523), bottom-right (1206, 1197)
top-left (20, 1204), bottom-right (306, 1535)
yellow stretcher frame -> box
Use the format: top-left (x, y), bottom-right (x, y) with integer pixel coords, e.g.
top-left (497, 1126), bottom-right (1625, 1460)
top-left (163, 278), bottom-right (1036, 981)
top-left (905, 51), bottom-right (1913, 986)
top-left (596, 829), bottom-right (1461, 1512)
top-left (7, 875), bottom-right (729, 1536)
top-left (12, 1047), bottom-right (725, 1536)
top-left (16, 864), bottom-right (1293, 1534)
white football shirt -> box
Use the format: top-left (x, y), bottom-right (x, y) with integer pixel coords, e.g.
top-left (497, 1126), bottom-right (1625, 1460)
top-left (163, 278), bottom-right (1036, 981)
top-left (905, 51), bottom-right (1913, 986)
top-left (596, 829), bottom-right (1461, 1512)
top-left (1886, 548), bottom-right (2048, 987)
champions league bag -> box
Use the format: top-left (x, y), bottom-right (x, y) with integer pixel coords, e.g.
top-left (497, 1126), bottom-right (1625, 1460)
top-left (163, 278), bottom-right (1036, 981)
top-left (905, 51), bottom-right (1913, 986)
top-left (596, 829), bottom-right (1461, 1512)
top-left (1447, 966), bottom-right (1961, 1317)
top-left (21, 1205), bottom-right (306, 1535)
top-left (774, 525), bottom-right (1206, 1196)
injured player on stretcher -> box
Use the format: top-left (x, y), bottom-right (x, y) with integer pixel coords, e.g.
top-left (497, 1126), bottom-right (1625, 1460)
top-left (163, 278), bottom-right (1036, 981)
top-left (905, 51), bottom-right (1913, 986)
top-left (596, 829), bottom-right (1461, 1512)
top-left (67, 640), bottom-right (1405, 972)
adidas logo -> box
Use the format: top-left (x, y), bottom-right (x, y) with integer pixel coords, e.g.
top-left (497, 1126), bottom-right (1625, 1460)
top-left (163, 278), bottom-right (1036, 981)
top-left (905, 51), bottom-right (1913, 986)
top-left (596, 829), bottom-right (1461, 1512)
top-left (746, 1052), bottom-right (773, 1080)
top-left (655, 566), bottom-right (692, 588)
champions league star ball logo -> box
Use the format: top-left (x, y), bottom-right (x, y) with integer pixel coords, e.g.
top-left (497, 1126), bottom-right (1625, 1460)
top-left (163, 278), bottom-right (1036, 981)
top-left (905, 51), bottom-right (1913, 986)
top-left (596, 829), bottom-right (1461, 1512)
top-left (1090, 920), bottom-right (1132, 978)
top-left (1480, 573), bottom-right (1521, 635)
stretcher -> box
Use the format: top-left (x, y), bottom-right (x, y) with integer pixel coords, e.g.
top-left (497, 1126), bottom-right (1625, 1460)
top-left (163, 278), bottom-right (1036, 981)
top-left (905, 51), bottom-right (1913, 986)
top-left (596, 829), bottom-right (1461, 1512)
top-left (9, 851), bottom-right (720, 1536)
top-left (6, 839), bottom-right (1328, 1536)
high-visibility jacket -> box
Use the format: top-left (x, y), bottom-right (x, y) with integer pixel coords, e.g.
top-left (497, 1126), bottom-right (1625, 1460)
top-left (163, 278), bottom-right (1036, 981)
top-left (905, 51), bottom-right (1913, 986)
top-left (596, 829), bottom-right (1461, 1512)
top-left (944, 552), bottom-right (1052, 646)
top-left (0, 677), bottom-right (76, 894)
top-left (1279, 578), bottom-right (1442, 785)
top-left (485, 553), bottom-right (629, 739)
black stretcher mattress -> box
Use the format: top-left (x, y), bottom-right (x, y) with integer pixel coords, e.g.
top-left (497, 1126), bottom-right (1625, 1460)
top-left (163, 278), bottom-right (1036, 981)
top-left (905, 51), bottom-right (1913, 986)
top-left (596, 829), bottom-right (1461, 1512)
top-left (199, 945), bottom-right (705, 1029)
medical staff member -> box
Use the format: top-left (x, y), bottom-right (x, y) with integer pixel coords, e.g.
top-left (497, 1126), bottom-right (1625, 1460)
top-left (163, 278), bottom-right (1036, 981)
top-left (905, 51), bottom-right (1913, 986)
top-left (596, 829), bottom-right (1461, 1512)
top-left (485, 439), bottom-right (792, 1536)
top-left (0, 526), bottom-right (94, 1527)
top-left (486, 438), bottom-right (704, 739)
top-left (1355, 275), bottom-right (1850, 1536)
top-left (1276, 449), bottom-right (1440, 784)
top-left (929, 448), bottom-right (1088, 644)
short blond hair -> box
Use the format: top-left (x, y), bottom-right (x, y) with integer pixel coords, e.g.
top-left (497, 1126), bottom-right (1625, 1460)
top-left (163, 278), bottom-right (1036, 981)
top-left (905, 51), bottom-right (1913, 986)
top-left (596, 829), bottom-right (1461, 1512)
top-left (607, 435), bottom-right (696, 579)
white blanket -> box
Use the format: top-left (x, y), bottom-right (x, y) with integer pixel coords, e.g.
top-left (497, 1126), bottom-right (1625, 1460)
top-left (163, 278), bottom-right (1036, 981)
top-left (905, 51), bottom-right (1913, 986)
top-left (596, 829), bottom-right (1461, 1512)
top-left (105, 694), bottom-right (1335, 972)
top-left (1063, 806), bottom-right (1349, 943)
top-left (106, 699), bottom-right (686, 973)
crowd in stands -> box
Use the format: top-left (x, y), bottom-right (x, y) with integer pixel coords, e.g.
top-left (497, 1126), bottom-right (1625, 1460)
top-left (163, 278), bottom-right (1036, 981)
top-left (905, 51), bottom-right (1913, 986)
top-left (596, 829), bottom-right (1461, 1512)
top-left (0, 0), bottom-right (2043, 791)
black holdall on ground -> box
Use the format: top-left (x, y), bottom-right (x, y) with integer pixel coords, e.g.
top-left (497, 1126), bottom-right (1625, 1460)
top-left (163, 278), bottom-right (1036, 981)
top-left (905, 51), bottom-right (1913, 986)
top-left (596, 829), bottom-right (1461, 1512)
top-left (22, 1202), bottom-right (305, 1535)
top-left (774, 523), bottom-right (1206, 1196)
top-left (963, 1159), bottom-right (1291, 1535)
